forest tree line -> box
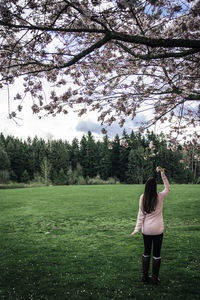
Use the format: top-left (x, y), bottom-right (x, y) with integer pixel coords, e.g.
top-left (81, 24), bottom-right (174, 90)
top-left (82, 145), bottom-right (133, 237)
top-left (0, 131), bottom-right (199, 185)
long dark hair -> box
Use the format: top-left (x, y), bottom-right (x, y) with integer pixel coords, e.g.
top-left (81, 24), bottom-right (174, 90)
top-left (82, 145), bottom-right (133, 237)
top-left (143, 177), bottom-right (158, 214)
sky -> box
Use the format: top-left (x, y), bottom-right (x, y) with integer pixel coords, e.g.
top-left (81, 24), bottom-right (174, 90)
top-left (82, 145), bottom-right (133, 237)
top-left (1, 79), bottom-right (197, 145)
top-left (0, 84), bottom-right (148, 143)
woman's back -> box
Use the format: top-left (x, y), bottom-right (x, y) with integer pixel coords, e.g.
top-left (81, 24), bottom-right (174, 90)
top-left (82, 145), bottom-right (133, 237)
top-left (133, 172), bottom-right (170, 235)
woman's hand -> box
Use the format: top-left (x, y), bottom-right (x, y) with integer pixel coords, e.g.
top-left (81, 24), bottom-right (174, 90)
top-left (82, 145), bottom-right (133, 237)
top-left (131, 231), bottom-right (137, 236)
top-left (156, 166), bottom-right (165, 173)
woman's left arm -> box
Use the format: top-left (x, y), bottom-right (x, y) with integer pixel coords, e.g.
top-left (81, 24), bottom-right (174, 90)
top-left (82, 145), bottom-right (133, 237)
top-left (131, 196), bottom-right (145, 235)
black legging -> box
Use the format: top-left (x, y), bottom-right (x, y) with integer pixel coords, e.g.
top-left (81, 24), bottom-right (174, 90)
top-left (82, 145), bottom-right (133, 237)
top-left (143, 233), bottom-right (163, 258)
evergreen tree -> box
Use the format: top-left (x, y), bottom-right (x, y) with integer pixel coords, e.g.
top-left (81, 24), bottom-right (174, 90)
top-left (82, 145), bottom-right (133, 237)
top-left (86, 131), bottom-right (98, 178)
top-left (49, 140), bottom-right (69, 183)
top-left (27, 137), bottom-right (48, 180)
top-left (70, 138), bottom-right (80, 171)
top-left (0, 146), bottom-right (10, 170)
top-left (6, 138), bottom-right (26, 182)
top-left (0, 146), bottom-right (10, 183)
top-left (79, 135), bottom-right (88, 178)
top-left (98, 136), bottom-right (112, 180)
top-left (54, 168), bottom-right (68, 185)
top-left (79, 132), bottom-right (98, 178)
top-left (118, 130), bottom-right (130, 182)
top-left (0, 131), bottom-right (198, 185)
top-left (21, 170), bottom-right (30, 183)
top-left (110, 134), bottom-right (121, 180)
top-left (126, 147), bottom-right (144, 184)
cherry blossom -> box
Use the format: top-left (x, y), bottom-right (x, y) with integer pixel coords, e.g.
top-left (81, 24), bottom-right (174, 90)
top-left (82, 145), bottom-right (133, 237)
top-left (0, 0), bottom-right (199, 142)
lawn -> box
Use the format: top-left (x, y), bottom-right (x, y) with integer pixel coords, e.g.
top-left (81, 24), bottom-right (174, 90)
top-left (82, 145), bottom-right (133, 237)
top-left (0, 184), bottom-right (199, 300)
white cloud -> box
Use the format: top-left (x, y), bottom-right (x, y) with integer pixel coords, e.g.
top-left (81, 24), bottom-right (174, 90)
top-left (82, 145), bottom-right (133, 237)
top-left (76, 114), bottom-right (148, 138)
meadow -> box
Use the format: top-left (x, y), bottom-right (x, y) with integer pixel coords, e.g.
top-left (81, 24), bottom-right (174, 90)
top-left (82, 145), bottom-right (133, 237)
top-left (0, 184), bottom-right (199, 300)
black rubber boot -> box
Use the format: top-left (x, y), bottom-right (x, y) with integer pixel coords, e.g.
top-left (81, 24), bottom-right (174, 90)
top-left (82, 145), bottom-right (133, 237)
top-left (151, 257), bottom-right (161, 284)
top-left (142, 255), bottom-right (150, 283)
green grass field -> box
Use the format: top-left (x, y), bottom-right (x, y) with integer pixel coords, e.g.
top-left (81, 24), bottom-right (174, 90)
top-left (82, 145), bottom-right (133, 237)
top-left (0, 184), bottom-right (199, 300)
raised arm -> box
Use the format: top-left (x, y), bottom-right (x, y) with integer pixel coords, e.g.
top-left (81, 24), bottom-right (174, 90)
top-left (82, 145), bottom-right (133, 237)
top-left (158, 168), bottom-right (170, 199)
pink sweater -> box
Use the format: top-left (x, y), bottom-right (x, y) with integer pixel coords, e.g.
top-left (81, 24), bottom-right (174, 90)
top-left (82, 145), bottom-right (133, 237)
top-left (133, 173), bottom-right (170, 235)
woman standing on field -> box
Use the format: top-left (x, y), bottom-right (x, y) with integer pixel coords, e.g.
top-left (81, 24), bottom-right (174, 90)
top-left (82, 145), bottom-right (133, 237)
top-left (131, 166), bottom-right (170, 284)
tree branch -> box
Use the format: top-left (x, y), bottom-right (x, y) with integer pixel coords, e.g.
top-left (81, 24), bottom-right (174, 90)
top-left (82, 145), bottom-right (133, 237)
top-left (1, 20), bottom-right (200, 49)
top-left (51, 5), bottom-right (70, 27)
top-left (185, 94), bottom-right (200, 101)
top-left (64, 0), bottom-right (109, 31)
top-left (130, 7), bottom-right (145, 36)
top-left (115, 41), bottom-right (200, 59)
top-left (0, 20), bottom-right (106, 34)
top-left (1, 34), bottom-right (112, 80)
top-left (162, 66), bottom-right (181, 94)
top-left (112, 32), bottom-right (200, 49)
top-left (145, 100), bottom-right (186, 129)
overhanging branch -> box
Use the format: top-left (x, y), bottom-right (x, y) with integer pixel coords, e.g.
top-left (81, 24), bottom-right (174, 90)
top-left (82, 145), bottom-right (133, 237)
top-left (185, 94), bottom-right (200, 101)
top-left (1, 20), bottom-right (200, 49)
top-left (1, 34), bottom-right (112, 81)
top-left (0, 20), bottom-right (106, 34)
top-left (145, 100), bottom-right (186, 129)
top-left (115, 41), bottom-right (200, 59)
top-left (112, 32), bottom-right (200, 49)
